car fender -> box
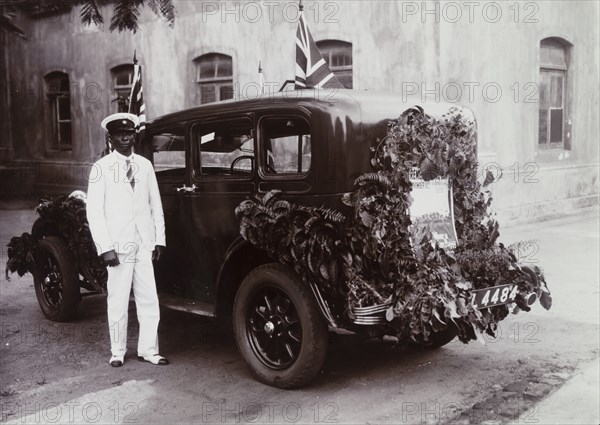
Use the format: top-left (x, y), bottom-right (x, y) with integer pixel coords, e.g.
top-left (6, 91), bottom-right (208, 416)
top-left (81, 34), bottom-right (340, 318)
top-left (216, 237), bottom-right (338, 327)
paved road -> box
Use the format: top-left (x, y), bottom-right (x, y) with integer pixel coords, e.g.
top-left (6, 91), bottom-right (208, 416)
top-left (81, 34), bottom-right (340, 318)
top-left (0, 205), bottom-right (598, 424)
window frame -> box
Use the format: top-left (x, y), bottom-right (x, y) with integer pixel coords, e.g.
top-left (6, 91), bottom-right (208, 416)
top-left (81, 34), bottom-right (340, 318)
top-left (110, 64), bottom-right (135, 112)
top-left (316, 39), bottom-right (353, 89)
top-left (190, 115), bottom-right (256, 182)
top-left (44, 71), bottom-right (72, 152)
top-left (538, 38), bottom-right (571, 151)
top-left (257, 114), bottom-right (313, 181)
top-left (193, 53), bottom-right (234, 105)
top-left (149, 123), bottom-right (188, 184)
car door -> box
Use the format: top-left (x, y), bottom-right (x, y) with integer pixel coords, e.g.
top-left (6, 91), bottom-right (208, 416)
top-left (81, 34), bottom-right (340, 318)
top-left (148, 123), bottom-right (200, 299)
top-left (185, 114), bottom-right (256, 302)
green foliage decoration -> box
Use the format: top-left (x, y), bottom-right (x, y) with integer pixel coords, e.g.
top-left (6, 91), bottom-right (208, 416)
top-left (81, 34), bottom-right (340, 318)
top-left (236, 192), bottom-right (351, 320)
top-left (5, 233), bottom-right (36, 279)
top-left (237, 105), bottom-right (552, 344)
top-left (5, 195), bottom-right (106, 288)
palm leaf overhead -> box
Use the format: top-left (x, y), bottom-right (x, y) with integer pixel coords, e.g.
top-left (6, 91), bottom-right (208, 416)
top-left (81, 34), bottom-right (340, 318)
top-left (80, 0), bottom-right (104, 26)
top-left (0, 7), bottom-right (26, 39)
top-left (17, 0), bottom-right (72, 20)
top-left (147, 0), bottom-right (174, 28)
top-left (0, 0), bottom-right (176, 37)
top-left (109, 0), bottom-right (143, 32)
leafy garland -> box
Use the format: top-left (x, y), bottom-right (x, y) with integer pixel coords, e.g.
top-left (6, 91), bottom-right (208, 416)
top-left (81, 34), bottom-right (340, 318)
top-left (236, 194), bottom-right (351, 320)
top-left (236, 106), bottom-right (552, 343)
top-left (5, 233), bottom-right (36, 279)
top-left (5, 195), bottom-right (106, 287)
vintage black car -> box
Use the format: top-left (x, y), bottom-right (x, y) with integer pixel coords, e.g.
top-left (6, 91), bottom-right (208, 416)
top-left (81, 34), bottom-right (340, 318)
top-left (14, 89), bottom-right (550, 389)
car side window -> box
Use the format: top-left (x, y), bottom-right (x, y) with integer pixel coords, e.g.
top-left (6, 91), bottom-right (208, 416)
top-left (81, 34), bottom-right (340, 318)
top-left (195, 119), bottom-right (254, 179)
top-left (260, 117), bottom-right (311, 176)
top-left (152, 129), bottom-right (186, 180)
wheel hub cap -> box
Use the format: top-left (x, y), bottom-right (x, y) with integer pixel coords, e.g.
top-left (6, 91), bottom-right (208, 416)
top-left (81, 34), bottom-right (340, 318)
top-left (40, 256), bottom-right (63, 309)
top-left (264, 321), bottom-right (275, 335)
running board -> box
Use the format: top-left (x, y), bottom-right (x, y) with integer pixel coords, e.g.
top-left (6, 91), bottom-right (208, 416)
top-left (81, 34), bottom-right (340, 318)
top-left (157, 292), bottom-right (216, 317)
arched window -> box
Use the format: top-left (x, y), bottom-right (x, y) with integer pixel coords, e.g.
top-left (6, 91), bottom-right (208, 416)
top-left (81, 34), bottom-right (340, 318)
top-left (539, 38), bottom-right (572, 149)
top-left (111, 64), bottom-right (134, 112)
top-left (316, 40), bottom-right (353, 89)
top-left (194, 53), bottom-right (234, 104)
top-left (44, 71), bottom-right (72, 151)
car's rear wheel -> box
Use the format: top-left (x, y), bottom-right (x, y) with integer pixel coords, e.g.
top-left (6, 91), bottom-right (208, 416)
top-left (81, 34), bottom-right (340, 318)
top-left (233, 263), bottom-right (328, 389)
top-left (33, 236), bottom-right (80, 322)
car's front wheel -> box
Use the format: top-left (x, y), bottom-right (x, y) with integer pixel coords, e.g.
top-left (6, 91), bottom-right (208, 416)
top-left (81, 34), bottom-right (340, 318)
top-left (33, 236), bottom-right (80, 322)
top-left (233, 263), bottom-right (328, 389)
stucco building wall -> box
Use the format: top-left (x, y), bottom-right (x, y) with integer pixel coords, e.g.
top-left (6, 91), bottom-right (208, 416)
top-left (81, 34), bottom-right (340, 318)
top-left (1, 0), bottom-right (598, 224)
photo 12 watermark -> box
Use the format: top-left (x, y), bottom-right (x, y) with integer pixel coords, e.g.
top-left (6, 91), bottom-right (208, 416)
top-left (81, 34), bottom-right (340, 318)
top-left (401, 400), bottom-right (540, 423)
top-left (201, 401), bottom-right (339, 423)
top-left (478, 162), bottom-right (541, 185)
top-left (482, 320), bottom-right (541, 344)
top-left (2, 81), bottom-right (105, 106)
top-left (398, 1), bottom-right (540, 24)
top-left (1, 401), bottom-right (139, 424)
top-left (200, 1), bottom-right (340, 24)
top-left (400, 81), bottom-right (539, 104)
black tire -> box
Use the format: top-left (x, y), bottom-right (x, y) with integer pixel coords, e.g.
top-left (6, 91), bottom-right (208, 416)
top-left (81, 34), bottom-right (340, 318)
top-left (33, 236), bottom-right (80, 322)
top-left (412, 326), bottom-right (457, 349)
top-left (233, 263), bottom-right (328, 389)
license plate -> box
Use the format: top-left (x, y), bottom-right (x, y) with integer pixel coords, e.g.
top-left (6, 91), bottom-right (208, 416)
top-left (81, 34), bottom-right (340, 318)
top-left (471, 284), bottom-right (518, 309)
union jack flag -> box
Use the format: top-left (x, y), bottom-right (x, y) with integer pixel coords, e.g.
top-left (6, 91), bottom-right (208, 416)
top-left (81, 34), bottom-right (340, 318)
top-left (294, 11), bottom-right (340, 89)
top-left (128, 59), bottom-right (146, 134)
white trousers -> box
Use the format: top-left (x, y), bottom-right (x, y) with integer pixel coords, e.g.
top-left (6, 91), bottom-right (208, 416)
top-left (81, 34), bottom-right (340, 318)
top-left (106, 229), bottom-right (160, 357)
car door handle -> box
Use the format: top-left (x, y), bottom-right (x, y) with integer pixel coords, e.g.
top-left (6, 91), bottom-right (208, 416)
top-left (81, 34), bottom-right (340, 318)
top-left (175, 184), bottom-right (197, 193)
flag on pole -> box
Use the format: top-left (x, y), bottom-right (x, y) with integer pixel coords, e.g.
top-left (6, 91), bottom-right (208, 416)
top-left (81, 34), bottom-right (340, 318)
top-left (294, 4), bottom-right (341, 89)
top-left (129, 52), bottom-right (146, 134)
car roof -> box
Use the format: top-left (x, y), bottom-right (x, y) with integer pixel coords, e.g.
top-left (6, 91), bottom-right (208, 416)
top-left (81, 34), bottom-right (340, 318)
top-left (148, 89), bottom-right (356, 128)
top-left (147, 89), bottom-right (471, 130)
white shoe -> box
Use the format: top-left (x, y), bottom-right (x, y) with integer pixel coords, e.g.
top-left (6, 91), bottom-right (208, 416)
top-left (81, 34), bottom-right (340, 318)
top-left (109, 355), bottom-right (124, 367)
top-left (137, 354), bottom-right (169, 365)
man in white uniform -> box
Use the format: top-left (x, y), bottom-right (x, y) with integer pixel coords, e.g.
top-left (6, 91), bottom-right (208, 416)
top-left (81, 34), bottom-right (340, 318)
top-left (87, 112), bottom-right (168, 367)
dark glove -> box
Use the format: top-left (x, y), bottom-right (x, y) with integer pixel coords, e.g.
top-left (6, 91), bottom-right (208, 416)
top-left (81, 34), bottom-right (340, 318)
top-left (100, 250), bottom-right (120, 267)
top-left (153, 245), bottom-right (165, 262)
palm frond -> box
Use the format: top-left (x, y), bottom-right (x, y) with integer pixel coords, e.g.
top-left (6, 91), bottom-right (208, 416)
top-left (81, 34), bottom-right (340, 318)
top-left (19, 0), bottom-right (71, 20)
top-left (110, 0), bottom-right (143, 33)
top-left (0, 10), bottom-right (27, 39)
top-left (2, 0), bottom-right (176, 36)
top-left (79, 0), bottom-right (103, 26)
top-left (261, 189), bottom-right (281, 207)
top-left (316, 206), bottom-right (346, 224)
top-left (148, 0), bottom-right (174, 27)
top-left (354, 172), bottom-right (392, 188)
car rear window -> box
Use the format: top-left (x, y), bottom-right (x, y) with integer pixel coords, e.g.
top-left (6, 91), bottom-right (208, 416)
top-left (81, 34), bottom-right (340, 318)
top-left (260, 117), bottom-right (311, 176)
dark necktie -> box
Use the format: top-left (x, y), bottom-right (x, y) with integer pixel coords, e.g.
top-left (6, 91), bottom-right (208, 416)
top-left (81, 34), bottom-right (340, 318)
top-left (126, 159), bottom-right (135, 190)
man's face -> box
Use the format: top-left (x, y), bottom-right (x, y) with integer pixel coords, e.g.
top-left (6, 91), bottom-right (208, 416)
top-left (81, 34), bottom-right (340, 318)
top-left (110, 129), bottom-right (136, 155)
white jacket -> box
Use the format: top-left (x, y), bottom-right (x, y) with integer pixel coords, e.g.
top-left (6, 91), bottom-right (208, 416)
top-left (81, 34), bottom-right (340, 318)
top-left (86, 151), bottom-right (166, 254)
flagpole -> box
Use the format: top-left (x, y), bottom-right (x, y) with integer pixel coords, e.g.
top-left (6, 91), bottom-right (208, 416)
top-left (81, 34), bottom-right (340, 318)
top-left (258, 61), bottom-right (264, 95)
top-left (129, 49), bottom-right (146, 135)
